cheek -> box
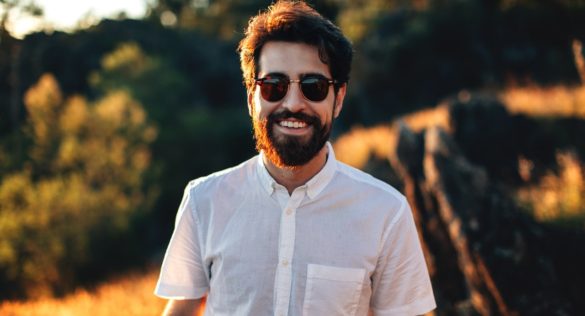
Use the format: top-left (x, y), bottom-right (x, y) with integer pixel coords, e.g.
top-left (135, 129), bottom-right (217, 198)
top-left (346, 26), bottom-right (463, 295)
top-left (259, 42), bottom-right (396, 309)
top-left (321, 99), bottom-right (336, 122)
top-left (253, 92), bottom-right (277, 119)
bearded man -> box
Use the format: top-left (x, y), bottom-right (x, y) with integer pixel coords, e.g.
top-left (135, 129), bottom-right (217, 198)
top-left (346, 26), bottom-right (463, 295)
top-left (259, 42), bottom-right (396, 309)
top-left (155, 1), bottom-right (436, 315)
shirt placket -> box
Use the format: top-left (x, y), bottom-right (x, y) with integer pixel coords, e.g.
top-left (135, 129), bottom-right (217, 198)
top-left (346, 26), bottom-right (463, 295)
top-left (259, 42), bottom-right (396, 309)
top-left (273, 189), bottom-right (304, 316)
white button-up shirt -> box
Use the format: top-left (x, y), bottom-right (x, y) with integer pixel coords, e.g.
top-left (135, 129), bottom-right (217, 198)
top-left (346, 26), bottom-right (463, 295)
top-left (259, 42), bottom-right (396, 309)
top-left (155, 143), bottom-right (436, 316)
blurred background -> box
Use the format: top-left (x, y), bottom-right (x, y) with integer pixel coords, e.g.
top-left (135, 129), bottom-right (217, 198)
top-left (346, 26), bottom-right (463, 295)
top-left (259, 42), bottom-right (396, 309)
top-left (1, 0), bottom-right (584, 315)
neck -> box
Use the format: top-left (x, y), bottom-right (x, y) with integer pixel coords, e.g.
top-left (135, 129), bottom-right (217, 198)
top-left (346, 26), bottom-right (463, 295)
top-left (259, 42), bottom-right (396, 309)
top-left (263, 145), bottom-right (329, 195)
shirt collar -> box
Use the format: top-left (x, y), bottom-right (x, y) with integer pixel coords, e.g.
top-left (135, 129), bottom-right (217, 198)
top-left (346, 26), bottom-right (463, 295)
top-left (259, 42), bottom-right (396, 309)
top-left (255, 142), bottom-right (338, 199)
top-left (256, 151), bottom-right (277, 196)
top-left (305, 142), bottom-right (337, 199)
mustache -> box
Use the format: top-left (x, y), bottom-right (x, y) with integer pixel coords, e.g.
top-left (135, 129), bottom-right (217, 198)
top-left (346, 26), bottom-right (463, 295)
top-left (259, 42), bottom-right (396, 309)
top-left (268, 110), bottom-right (320, 126)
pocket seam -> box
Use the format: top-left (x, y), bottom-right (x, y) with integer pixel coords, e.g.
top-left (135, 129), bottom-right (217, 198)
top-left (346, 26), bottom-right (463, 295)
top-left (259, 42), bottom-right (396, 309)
top-left (307, 264), bottom-right (366, 282)
top-left (302, 264), bottom-right (366, 316)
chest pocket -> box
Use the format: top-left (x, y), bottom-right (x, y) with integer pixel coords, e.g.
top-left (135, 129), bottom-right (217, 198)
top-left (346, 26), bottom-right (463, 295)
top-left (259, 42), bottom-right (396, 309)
top-left (302, 264), bottom-right (366, 316)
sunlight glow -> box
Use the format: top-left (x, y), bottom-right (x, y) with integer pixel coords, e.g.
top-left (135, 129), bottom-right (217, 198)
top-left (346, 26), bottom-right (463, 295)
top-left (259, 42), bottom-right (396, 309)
top-left (4, 0), bottom-right (149, 39)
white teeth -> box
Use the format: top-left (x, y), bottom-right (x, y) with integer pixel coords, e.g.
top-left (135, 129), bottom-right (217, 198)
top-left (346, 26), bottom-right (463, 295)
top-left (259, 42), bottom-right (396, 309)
top-left (279, 120), bottom-right (307, 128)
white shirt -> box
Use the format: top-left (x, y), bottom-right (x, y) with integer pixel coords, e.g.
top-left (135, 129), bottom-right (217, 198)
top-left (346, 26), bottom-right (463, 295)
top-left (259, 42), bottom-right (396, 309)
top-left (155, 142), bottom-right (436, 316)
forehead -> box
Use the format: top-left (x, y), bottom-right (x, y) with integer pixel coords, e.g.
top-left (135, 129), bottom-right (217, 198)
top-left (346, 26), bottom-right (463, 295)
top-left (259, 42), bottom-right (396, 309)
top-left (258, 41), bottom-right (331, 77)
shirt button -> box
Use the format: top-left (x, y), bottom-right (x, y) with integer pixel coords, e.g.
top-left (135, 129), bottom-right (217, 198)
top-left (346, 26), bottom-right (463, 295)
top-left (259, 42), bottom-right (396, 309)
top-left (281, 259), bottom-right (289, 266)
top-left (285, 208), bottom-right (293, 215)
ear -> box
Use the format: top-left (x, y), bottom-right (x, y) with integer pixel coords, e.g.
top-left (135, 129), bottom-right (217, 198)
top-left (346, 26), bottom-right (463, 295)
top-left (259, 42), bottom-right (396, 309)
top-left (333, 83), bottom-right (347, 118)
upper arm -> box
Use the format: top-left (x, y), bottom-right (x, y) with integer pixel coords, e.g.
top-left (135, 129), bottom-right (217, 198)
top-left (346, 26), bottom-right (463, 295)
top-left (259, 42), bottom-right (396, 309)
top-left (162, 297), bottom-right (206, 316)
top-left (155, 184), bottom-right (209, 299)
top-left (370, 200), bottom-right (436, 315)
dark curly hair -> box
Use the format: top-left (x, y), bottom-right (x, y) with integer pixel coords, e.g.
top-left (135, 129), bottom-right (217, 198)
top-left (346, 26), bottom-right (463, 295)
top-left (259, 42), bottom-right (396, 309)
top-left (238, 0), bottom-right (353, 92)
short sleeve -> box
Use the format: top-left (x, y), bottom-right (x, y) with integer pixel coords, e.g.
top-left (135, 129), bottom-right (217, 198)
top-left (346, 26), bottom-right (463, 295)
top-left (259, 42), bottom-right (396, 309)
top-left (370, 198), bottom-right (436, 315)
top-left (154, 183), bottom-right (209, 299)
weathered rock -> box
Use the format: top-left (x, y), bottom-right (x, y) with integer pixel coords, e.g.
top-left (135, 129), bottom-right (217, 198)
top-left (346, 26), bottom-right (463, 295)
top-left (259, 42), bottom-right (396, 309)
top-left (446, 94), bottom-right (520, 184)
top-left (388, 100), bottom-right (585, 315)
top-left (391, 122), bottom-right (435, 273)
top-left (421, 126), bottom-right (578, 315)
top-left (391, 123), bottom-right (471, 315)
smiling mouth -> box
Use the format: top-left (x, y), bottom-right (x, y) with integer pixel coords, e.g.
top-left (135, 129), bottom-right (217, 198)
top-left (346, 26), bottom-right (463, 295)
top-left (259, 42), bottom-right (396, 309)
top-left (278, 120), bottom-right (308, 129)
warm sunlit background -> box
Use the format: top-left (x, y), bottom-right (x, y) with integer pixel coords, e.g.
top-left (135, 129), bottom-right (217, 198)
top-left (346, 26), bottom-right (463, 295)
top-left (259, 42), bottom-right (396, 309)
top-left (4, 0), bottom-right (148, 38)
top-left (1, 0), bottom-right (585, 315)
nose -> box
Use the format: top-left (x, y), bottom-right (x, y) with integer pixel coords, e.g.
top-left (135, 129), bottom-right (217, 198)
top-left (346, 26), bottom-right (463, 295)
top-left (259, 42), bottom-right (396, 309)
top-left (282, 81), bottom-right (306, 113)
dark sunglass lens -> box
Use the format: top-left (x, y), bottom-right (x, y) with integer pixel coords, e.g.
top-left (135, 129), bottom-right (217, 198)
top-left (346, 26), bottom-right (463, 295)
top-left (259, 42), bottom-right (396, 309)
top-left (261, 78), bottom-right (288, 102)
top-left (301, 77), bottom-right (329, 101)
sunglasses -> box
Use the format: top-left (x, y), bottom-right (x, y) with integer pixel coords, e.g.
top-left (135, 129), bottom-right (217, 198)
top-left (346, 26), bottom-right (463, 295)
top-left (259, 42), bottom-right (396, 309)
top-left (255, 74), bottom-right (339, 102)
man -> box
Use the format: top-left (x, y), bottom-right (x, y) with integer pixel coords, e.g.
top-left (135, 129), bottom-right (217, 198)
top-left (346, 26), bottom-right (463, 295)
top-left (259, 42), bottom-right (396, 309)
top-left (155, 1), bottom-right (436, 315)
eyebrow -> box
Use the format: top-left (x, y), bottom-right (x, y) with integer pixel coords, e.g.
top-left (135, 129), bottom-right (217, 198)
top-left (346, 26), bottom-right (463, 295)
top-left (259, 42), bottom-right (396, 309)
top-left (302, 72), bottom-right (328, 78)
top-left (260, 72), bottom-right (328, 79)
top-left (261, 72), bottom-right (287, 78)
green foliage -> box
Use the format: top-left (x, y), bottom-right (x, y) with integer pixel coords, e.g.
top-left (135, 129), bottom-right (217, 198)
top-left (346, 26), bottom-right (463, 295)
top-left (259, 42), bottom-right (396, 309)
top-left (146, 0), bottom-right (259, 39)
top-left (0, 74), bottom-right (157, 298)
top-left (88, 40), bottom-right (255, 249)
top-left (89, 42), bottom-right (191, 125)
top-left (147, 0), bottom-right (342, 40)
top-left (337, 0), bottom-right (411, 41)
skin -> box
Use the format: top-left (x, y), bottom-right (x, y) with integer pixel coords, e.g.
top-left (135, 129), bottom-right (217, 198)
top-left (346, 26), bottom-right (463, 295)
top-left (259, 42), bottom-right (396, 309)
top-left (162, 298), bottom-right (204, 316)
top-left (248, 41), bottom-right (347, 194)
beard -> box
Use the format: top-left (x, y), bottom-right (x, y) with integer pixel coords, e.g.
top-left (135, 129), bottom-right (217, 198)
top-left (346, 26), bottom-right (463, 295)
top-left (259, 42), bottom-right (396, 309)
top-left (252, 109), bottom-right (332, 169)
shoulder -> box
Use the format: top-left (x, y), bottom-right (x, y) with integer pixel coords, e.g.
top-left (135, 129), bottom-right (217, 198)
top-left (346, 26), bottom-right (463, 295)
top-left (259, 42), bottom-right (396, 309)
top-left (184, 156), bottom-right (258, 199)
top-left (334, 160), bottom-right (406, 203)
top-left (335, 161), bottom-right (409, 224)
top-left (178, 156), bottom-right (258, 223)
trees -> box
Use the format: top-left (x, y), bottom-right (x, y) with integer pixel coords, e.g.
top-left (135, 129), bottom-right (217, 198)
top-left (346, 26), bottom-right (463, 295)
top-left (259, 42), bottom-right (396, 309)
top-left (0, 74), bottom-right (157, 298)
top-left (335, 0), bottom-right (585, 126)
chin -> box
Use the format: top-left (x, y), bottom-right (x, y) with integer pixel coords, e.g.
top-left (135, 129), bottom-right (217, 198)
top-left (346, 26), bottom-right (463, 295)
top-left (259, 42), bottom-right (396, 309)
top-left (274, 132), bottom-right (312, 145)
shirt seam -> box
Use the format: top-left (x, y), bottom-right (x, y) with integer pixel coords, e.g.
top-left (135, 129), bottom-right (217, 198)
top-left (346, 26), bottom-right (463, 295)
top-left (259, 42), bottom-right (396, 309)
top-left (186, 182), bottom-right (210, 287)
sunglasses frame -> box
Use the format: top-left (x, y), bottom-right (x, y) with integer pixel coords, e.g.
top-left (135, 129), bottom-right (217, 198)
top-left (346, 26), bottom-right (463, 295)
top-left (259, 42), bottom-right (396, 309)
top-left (254, 74), bottom-right (340, 102)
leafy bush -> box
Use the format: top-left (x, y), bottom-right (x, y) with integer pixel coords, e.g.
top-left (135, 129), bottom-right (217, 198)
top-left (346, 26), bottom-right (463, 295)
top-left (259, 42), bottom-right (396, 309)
top-left (0, 74), bottom-right (157, 299)
top-left (89, 41), bottom-right (256, 243)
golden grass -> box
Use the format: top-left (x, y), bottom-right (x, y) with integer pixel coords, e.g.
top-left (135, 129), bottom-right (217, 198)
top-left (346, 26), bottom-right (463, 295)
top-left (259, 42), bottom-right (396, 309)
top-left (501, 39), bottom-right (584, 118)
top-left (516, 151), bottom-right (585, 226)
top-left (500, 82), bottom-right (585, 227)
top-left (500, 84), bottom-right (585, 118)
top-left (334, 124), bottom-right (396, 168)
top-left (334, 106), bottom-right (449, 169)
top-left (398, 105), bottom-right (450, 133)
top-left (0, 269), bottom-right (167, 316)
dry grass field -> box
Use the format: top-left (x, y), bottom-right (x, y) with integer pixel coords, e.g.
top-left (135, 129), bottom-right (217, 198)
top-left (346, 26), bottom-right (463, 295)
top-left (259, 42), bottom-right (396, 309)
top-left (0, 268), bottom-right (168, 316)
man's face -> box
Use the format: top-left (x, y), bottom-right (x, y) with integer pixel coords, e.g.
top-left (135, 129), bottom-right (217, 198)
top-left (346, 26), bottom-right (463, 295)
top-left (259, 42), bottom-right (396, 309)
top-left (248, 41), bottom-right (346, 168)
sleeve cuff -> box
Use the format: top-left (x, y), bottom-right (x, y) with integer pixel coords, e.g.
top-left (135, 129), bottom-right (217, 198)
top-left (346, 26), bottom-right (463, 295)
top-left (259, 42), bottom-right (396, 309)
top-left (371, 294), bottom-right (436, 316)
top-left (154, 283), bottom-right (208, 300)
